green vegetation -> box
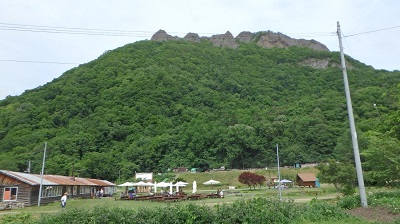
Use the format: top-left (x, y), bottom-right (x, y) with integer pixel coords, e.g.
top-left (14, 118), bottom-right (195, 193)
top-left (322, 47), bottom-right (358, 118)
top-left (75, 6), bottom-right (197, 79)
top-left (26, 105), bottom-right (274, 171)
top-left (0, 39), bottom-right (399, 188)
top-left (0, 198), bottom-right (356, 224)
top-left (2, 186), bottom-right (399, 223)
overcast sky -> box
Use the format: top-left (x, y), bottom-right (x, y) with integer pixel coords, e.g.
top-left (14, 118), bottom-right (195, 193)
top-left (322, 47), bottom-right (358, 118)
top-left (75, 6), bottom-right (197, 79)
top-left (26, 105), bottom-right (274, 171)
top-left (1, 0), bottom-right (399, 100)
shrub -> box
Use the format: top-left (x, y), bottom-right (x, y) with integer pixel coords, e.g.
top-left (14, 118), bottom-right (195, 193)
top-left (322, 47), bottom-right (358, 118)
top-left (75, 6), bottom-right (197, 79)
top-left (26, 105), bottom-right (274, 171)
top-left (337, 194), bottom-right (361, 209)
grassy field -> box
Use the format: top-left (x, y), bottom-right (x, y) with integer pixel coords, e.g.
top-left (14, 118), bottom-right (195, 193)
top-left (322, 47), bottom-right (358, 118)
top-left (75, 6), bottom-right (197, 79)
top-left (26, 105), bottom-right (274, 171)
top-left (0, 167), bottom-right (326, 218)
top-left (2, 168), bottom-right (399, 223)
top-left (0, 184), bottom-right (339, 220)
top-left (175, 167), bottom-right (320, 191)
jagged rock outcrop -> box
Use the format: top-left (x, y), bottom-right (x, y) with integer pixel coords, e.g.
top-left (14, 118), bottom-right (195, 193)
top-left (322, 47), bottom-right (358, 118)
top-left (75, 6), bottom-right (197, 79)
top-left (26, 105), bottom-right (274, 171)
top-left (208, 31), bottom-right (238, 48)
top-left (299, 58), bottom-right (330, 69)
top-left (184, 33), bottom-right (201, 42)
top-left (151, 30), bottom-right (330, 52)
top-left (236, 31), bottom-right (254, 43)
top-left (256, 31), bottom-right (329, 51)
top-left (151, 29), bottom-right (179, 41)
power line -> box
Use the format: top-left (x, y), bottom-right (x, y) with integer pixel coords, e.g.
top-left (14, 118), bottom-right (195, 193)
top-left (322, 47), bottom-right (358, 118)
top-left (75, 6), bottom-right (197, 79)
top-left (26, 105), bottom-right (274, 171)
top-left (0, 22), bottom-right (335, 38)
top-left (0, 59), bottom-right (78, 65)
top-left (345, 25), bottom-right (400, 37)
top-left (0, 22), bottom-right (183, 37)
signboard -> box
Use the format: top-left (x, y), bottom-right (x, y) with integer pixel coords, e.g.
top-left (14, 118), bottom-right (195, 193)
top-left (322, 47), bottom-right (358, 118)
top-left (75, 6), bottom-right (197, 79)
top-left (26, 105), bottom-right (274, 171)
top-left (135, 173), bottom-right (153, 181)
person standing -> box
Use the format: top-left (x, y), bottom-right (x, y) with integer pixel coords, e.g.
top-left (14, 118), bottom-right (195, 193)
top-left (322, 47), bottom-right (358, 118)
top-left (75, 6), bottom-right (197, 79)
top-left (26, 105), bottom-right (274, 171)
top-left (61, 192), bottom-right (67, 209)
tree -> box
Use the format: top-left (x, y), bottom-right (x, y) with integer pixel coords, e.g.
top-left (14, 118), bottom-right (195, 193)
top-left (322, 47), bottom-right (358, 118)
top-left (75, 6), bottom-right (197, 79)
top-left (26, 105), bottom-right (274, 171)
top-left (362, 132), bottom-right (400, 187)
top-left (317, 160), bottom-right (356, 195)
top-left (238, 171), bottom-right (266, 190)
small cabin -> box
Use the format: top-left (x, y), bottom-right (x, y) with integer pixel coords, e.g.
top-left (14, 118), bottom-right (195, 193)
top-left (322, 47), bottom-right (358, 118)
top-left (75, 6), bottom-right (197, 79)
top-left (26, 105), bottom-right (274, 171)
top-left (296, 173), bottom-right (317, 187)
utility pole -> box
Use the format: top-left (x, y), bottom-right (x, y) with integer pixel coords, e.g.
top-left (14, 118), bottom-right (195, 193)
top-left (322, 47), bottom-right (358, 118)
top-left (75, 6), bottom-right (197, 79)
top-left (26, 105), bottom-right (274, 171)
top-left (26, 161), bottom-right (31, 174)
top-left (38, 142), bottom-right (47, 207)
top-left (276, 144), bottom-right (282, 201)
top-left (337, 21), bottom-right (368, 208)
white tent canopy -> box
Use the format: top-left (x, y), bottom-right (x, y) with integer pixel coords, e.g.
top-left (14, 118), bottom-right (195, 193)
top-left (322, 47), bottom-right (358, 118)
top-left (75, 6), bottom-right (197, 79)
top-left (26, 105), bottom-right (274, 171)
top-left (118, 182), bottom-right (135, 187)
top-left (203, 179), bottom-right (221, 185)
top-left (173, 181), bottom-right (188, 192)
top-left (274, 179), bottom-right (292, 183)
top-left (132, 181), bottom-right (154, 186)
top-left (155, 181), bottom-right (173, 194)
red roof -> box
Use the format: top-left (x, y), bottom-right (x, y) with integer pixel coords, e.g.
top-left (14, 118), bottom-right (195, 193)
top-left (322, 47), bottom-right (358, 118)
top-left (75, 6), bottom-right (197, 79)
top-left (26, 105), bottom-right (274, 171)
top-left (0, 170), bottom-right (115, 186)
top-left (297, 173), bottom-right (317, 182)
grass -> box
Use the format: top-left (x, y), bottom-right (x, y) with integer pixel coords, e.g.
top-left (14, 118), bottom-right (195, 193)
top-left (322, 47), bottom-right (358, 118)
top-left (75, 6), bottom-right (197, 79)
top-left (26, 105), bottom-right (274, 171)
top-left (0, 184), bottom-right (338, 221)
top-left (175, 167), bottom-right (319, 190)
top-left (0, 168), bottom-right (333, 222)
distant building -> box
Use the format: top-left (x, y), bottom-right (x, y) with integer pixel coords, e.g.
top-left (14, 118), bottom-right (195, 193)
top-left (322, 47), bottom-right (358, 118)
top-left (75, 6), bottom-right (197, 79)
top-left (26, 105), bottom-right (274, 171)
top-left (0, 170), bottom-right (115, 208)
top-left (173, 167), bottom-right (188, 173)
top-left (135, 173), bottom-right (153, 182)
top-left (134, 173), bottom-right (153, 193)
top-left (296, 173), bottom-right (317, 187)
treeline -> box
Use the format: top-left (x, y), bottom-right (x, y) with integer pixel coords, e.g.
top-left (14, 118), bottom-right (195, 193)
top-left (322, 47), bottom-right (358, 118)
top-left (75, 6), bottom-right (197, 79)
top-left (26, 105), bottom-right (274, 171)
top-left (0, 39), bottom-right (399, 182)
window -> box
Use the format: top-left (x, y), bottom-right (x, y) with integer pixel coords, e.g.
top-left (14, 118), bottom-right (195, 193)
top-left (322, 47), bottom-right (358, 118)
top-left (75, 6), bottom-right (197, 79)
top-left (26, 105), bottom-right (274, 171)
top-left (3, 187), bottom-right (18, 201)
top-left (80, 186), bottom-right (91, 194)
top-left (41, 186), bottom-right (63, 198)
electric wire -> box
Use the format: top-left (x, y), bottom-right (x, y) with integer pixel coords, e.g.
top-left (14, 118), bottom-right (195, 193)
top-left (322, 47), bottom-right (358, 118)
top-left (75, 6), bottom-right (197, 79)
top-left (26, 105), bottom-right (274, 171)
top-left (1, 22), bottom-right (397, 65)
top-left (0, 22), bottom-right (335, 38)
top-left (345, 25), bottom-right (400, 37)
top-left (0, 59), bottom-right (78, 65)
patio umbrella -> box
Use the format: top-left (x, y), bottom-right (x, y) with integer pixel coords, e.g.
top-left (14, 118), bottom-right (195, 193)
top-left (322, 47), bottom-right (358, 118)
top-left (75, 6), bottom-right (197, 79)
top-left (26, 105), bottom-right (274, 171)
top-left (132, 181), bottom-right (146, 186)
top-left (118, 182), bottom-right (135, 187)
top-left (203, 179), bottom-right (221, 185)
top-left (174, 181), bottom-right (188, 192)
top-left (192, 181), bottom-right (197, 194)
top-left (156, 181), bottom-right (173, 194)
top-left (280, 179), bottom-right (292, 183)
top-left (203, 179), bottom-right (221, 188)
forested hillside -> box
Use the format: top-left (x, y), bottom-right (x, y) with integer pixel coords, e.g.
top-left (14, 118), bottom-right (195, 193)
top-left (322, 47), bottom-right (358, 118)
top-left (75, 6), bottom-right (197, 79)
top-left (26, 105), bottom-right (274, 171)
top-left (0, 39), bottom-right (399, 182)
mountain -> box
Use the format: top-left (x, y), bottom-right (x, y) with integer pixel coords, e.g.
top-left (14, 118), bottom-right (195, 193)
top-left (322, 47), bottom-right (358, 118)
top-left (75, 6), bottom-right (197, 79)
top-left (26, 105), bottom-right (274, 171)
top-left (0, 31), bottom-right (399, 181)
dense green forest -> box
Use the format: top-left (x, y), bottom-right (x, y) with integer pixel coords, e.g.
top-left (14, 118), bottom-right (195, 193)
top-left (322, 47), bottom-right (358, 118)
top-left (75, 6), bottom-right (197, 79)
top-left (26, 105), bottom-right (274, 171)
top-left (0, 39), bottom-right (399, 184)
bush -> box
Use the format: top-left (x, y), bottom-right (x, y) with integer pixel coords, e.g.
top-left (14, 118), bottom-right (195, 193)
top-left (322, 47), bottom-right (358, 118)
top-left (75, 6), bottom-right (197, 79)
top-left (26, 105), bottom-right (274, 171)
top-left (337, 195), bottom-right (361, 209)
top-left (28, 197), bottom-right (355, 224)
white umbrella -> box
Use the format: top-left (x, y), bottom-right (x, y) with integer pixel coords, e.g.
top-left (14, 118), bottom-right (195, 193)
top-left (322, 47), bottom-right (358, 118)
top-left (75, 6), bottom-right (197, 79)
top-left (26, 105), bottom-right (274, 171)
top-left (174, 181), bottom-right (188, 192)
top-left (192, 181), bottom-right (197, 194)
top-left (143, 182), bottom-right (154, 186)
top-left (132, 181), bottom-right (145, 186)
top-left (118, 182), bottom-right (135, 187)
top-left (280, 179), bottom-right (292, 183)
top-left (156, 181), bottom-right (171, 187)
top-left (203, 179), bottom-right (221, 185)
top-left (156, 181), bottom-right (172, 194)
top-left (274, 179), bottom-right (292, 183)
top-left (176, 181), bottom-right (188, 185)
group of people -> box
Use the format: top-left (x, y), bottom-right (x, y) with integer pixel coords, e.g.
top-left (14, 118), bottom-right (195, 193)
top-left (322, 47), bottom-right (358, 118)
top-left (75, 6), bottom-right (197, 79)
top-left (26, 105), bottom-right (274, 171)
top-left (95, 188), bottom-right (104, 198)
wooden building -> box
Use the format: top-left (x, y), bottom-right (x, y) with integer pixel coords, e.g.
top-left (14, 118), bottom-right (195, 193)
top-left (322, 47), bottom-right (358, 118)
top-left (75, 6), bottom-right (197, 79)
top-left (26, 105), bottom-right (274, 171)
top-left (0, 170), bottom-right (115, 208)
top-left (296, 173), bottom-right (317, 187)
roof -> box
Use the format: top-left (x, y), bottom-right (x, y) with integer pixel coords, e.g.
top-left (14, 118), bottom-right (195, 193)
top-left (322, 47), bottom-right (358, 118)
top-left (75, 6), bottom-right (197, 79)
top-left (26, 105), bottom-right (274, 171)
top-left (0, 170), bottom-right (115, 187)
top-left (297, 173), bottom-right (317, 182)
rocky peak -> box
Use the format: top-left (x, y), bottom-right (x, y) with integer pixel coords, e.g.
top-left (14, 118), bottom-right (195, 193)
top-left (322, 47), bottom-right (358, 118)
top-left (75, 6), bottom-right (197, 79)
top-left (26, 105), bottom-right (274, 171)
top-left (183, 32), bottom-right (201, 42)
top-left (151, 29), bottom-right (179, 41)
top-left (150, 30), bottom-right (330, 52)
top-left (208, 31), bottom-right (238, 48)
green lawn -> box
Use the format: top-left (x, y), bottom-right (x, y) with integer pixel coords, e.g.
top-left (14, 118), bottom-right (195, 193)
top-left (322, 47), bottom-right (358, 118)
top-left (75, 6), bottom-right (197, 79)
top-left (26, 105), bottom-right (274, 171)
top-left (0, 184), bottom-right (339, 221)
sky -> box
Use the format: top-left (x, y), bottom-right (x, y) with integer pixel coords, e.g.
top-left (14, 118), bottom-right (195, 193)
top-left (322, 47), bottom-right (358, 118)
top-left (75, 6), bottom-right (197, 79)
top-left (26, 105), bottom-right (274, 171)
top-left (1, 0), bottom-right (399, 100)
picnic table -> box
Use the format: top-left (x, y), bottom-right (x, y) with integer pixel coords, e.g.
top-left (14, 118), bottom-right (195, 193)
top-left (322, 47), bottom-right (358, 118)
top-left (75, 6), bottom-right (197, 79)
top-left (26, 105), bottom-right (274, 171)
top-left (206, 193), bottom-right (221, 198)
top-left (187, 194), bottom-right (206, 200)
